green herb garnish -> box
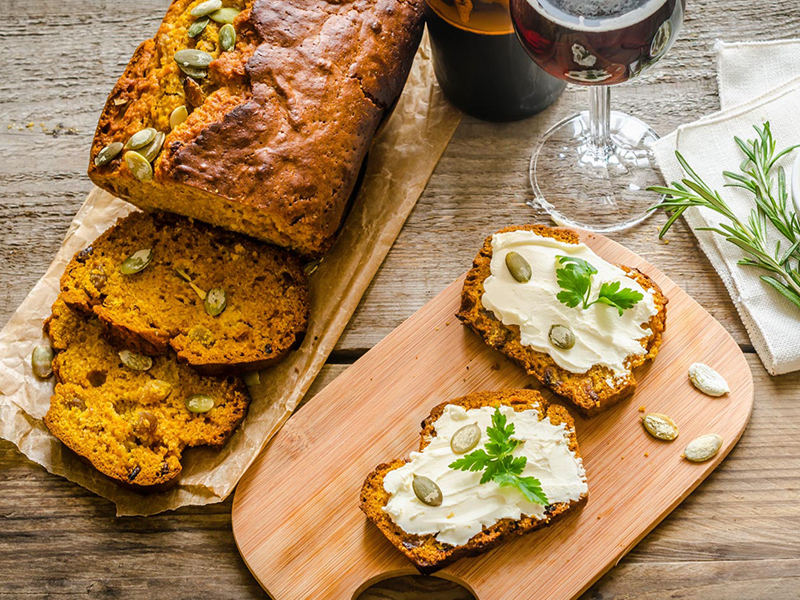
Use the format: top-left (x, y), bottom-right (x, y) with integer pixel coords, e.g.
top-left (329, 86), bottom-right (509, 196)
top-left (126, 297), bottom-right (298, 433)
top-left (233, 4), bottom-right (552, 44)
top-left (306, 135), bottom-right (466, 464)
top-left (554, 256), bottom-right (643, 316)
top-left (449, 407), bottom-right (548, 506)
top-left (649, 122), bottom-right (800, 309)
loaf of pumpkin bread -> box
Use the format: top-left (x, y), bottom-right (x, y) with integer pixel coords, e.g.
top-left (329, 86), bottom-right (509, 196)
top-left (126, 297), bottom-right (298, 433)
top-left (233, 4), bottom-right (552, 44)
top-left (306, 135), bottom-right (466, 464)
top-left (88, 0), bottom-right (425, 257)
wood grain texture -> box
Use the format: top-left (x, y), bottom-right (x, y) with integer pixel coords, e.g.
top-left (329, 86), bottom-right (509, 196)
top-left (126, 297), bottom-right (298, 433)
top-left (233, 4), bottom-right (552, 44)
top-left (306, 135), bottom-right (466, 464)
top-left (231, 233), bottom-right (754, 600)
top-left (2, 0), bottom-right (800, 597)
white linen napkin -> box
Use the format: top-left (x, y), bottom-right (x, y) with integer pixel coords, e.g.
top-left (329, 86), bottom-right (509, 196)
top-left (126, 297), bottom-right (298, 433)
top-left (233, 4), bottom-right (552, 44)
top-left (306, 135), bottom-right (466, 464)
top-left (652, 40), bottom-right (800, 376)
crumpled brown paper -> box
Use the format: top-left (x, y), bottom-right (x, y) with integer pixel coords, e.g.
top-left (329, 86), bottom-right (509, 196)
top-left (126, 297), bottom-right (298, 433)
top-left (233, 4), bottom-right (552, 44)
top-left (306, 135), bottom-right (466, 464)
top-left (0, 36), bottom-right (461, 516)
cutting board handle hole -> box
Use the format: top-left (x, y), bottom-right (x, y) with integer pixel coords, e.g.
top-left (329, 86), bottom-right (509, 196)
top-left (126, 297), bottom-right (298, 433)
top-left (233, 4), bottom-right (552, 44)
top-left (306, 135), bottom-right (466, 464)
top-left (353, 572), bottom-right (477, 599)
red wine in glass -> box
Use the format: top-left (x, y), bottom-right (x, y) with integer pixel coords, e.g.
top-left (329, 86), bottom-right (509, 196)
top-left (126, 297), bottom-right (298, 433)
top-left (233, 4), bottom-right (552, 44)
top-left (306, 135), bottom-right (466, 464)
top-left (509, 0), bottom-right (685, 231)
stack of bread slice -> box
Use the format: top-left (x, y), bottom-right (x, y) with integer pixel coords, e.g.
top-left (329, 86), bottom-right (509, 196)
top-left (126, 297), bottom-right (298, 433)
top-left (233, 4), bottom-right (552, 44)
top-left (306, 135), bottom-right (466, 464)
top-left (42, 211), bottom-right (310, 490)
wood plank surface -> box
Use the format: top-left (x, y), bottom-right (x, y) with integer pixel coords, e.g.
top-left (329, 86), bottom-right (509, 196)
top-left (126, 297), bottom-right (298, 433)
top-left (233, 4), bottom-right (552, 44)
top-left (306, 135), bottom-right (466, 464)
top-left (1, 0), bottom-right (799, 597)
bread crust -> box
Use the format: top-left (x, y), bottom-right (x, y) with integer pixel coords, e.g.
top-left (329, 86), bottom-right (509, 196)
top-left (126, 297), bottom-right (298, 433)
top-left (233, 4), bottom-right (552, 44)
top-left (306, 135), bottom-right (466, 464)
top-left (457, 225), bottom-right (668, 417)
top-left (87, 0), bottom-right (425, 258)
top-left (359, 389), bottom-right (587, 573)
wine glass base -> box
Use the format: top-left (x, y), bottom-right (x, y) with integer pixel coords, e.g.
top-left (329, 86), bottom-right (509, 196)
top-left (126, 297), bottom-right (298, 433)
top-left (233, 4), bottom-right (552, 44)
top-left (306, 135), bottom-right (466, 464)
top-left (530, 110), bottom-right (664, 233)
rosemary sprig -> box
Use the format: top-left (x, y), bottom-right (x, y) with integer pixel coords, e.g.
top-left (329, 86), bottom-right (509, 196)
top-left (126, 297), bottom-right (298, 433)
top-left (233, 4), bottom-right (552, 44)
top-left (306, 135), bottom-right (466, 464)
top-left (648, 122), bottom-right (800, 309)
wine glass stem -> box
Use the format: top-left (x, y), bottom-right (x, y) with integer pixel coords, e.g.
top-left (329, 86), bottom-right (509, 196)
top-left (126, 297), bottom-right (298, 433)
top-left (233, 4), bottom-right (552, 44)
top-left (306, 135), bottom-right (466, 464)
top-left (588, 85), bottom-right (612, 156)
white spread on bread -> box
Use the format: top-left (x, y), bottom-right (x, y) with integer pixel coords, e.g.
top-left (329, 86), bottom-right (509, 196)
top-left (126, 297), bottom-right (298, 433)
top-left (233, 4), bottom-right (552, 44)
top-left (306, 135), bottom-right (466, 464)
top-left (382, 404), bottom-right (587, 547)
top-left (481, 230), bottom-right (658, 376)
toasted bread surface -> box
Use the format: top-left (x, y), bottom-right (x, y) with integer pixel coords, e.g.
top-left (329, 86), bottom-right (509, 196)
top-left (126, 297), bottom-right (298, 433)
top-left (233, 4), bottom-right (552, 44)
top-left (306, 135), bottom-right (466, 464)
top-left (43, 298), bottom-right (249, 490)
top-left (60, 211), bottom-right (309, 375)
top-left (359, 389), bottom-right (587, 573)
top-left (457, 225), bottom-right (668, 417)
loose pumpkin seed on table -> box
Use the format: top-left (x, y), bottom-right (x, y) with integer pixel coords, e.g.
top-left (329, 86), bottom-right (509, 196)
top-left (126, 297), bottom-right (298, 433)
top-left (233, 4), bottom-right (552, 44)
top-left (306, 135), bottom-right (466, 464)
top-left (124, 151), bottom-right (154, 182)
top-left (688, 363), bottom-right (729, 397)
top-left (412, 474), bottom-right (443, 507)
top-left (505, 251), bottom-right (532, 283)
top-left (682, 434), bottom-right (723, 463)
top-left (641, 413), bottom-right (679, 441)
top-left (119, 350), bottom-right (153, 371)
top-left (187, 16), bottom-right (210, 38)
top-left (120, 248), bottom-right (154, 275)
top-left (94, 142), bottom-right (123, 167)
top-left (31, 345), bottom-right (54, 379)
top-left (124, 127), bottom-right (156, 150)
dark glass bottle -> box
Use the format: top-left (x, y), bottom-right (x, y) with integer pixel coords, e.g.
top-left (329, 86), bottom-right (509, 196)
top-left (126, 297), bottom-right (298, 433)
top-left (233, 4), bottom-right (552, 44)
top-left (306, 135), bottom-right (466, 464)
top-left (426, 0), bottom-right (567, 122)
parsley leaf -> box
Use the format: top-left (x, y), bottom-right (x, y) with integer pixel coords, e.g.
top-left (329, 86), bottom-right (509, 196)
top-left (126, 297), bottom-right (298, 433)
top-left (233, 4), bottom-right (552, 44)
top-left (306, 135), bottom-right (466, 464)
top-left (592, 281), bottom-right (644, 316)
top-left (554, 255), bottom-right (642, 315)
top-left (448, 407), bottom-right (548, 506)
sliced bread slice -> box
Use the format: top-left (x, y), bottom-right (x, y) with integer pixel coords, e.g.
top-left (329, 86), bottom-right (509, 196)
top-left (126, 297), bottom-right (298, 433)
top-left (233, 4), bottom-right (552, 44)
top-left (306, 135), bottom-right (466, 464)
top-left (360, 389), bottom-right (588, 573)
top-left (457, 225), bottom-right (668, 417)
top-left (43, 298), bottom-right (249, 491)
top-left (60, 210), bottom-right (309, 375)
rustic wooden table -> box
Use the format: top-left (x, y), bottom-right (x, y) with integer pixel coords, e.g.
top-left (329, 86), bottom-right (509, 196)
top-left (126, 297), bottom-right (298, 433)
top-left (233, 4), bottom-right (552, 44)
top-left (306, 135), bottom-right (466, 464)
top-left (2, 1), bottom-right (799, 598)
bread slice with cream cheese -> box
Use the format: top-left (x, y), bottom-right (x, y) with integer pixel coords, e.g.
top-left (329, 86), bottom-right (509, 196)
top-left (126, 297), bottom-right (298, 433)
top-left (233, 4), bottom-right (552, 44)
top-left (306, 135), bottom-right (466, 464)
top-left (359, 389), bottom-right (588, 573)
top-left (457, 225), bottom-right (668, 417)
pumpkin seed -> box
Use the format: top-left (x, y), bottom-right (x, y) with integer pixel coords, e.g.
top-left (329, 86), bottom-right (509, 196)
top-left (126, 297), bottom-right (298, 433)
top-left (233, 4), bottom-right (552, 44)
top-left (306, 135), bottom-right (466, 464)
top-left (204, 288), bottom-right (227, 316)
top-left (190, 0), bottom-right (222, 17)
top-left (94, 142), bottom-right (123, 167)
top-left (187, 16), bottom-right (210, 38)
top-left (141, 131), bottom-right (166, 163)
top-left (178, 63), bottom-right (208, 79)
top-left (641, 413), bottom-right (679, 441)
top-left (450, 423), bottom-right (481, 454)
top-left (219, 23), bottom-right (236, 51)
top-left (125, 127), bottom-right (156, 150)
top-left (549, 324), bottom-right (575, 350)
top-left (505, 251), bottom-right (531, 283)
top-left (688, 363), bottom-right (729, 397)
top-left (174, 49), bottom-right (214, 69)
top-left (170, 105), bottom-right (189, 129)
top-left (31, 345), bottom-right (54, 379)
top-left (185, 394), bottom-right (215, 413)
top-left (683, 434), bottom-right (723, 463)
top-left (209, 7), bottom-right (240, 23)
top-left (124, 151), bottom-right (153, 182)
top-left (120, 248), bottom-right (154, 275)
top-left (119, 350), bottom-right (153, 371)
top-left (412, 474), bottom-right (443, 507)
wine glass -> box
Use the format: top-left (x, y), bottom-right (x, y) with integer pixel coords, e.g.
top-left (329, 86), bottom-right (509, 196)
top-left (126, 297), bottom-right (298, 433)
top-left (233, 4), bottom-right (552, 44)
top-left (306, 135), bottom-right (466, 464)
top-left (509, 0), bottom-right (685, 231)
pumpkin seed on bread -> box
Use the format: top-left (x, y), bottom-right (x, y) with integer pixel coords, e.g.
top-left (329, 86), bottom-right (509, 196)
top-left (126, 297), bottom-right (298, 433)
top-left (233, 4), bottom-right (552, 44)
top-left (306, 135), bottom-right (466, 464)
top-left (60, 211), bottom-right (309, 375)
top-left (360, 389), bottom-right (587, 573)
top-left (43, 298), bottom-right (249, 491)
top-left (457, 225), bottom-right (668, 417)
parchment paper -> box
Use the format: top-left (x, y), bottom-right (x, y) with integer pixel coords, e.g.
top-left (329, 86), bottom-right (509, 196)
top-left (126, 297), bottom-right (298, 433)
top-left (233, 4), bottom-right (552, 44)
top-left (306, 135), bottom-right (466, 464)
top-left (0, 35), bottom-right (461, 516)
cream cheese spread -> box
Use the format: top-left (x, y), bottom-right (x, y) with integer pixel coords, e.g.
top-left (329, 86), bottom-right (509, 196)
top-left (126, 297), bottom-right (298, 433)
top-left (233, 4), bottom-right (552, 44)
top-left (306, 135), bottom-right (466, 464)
top-left (481, 230), bottom-right (658, 376)
top-left (382, 404), bottom-right (587, 547)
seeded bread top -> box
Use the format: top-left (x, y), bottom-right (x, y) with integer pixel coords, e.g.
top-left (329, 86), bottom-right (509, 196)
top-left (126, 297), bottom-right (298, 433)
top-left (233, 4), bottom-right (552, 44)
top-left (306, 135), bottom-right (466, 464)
top-left (87, 0), bottom-right (425, 256)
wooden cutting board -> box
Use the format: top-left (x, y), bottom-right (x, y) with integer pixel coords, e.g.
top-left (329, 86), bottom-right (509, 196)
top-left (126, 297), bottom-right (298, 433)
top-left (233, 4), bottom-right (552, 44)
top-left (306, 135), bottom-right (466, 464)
top-left (232, 231), bottom-right (754, 600)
